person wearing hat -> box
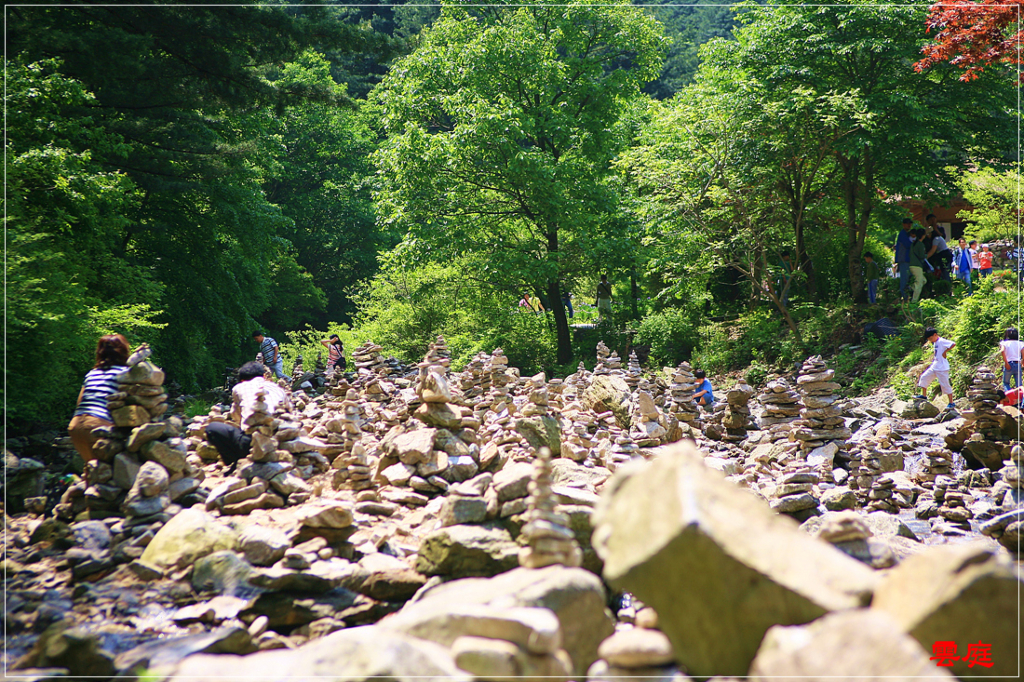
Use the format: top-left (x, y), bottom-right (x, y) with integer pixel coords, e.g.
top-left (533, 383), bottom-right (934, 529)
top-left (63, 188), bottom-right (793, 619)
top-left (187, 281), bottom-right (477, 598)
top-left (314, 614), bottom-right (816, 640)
top-left (893, 218), bottom-right (914, 301)
top-left (916, 327), bottom-right (956, 409)
top-left (320, 334), bottom-right (346, 372)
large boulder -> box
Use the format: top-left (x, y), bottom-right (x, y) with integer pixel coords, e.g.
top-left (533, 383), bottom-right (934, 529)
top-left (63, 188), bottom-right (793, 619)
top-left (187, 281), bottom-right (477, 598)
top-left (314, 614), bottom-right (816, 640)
top-left (415, 524), bottom-right (519, 578)
top-left (592, 442), bottom-right (879, 678)
top-left (166, 626), bottom-right (470, 682)
top-left (514, 416), bottom-right (561, 456)
top-left (893, 398), bottom-right (940, 420)
top-left (872, 543), bottom-right (1020, 677)
top-left (404, 565), bottom-right (613, 677)
top-left (749, 609), bottom-right (954, 681)
top-left (140, 508), bottom-right (237, 570)
top-left (581, 375), bottom-right (632, 428)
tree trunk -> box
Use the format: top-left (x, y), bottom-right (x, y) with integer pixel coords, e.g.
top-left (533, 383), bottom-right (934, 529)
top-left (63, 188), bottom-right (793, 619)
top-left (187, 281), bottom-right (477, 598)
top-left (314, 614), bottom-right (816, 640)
top-left (794, 226), bottom-right (819, 302)
top-left (548, 279), bottom-right (572, 364)
top-left (545, 229), bottom-right (572, 365)
top-left (629, 267), bottom-right (639, 320)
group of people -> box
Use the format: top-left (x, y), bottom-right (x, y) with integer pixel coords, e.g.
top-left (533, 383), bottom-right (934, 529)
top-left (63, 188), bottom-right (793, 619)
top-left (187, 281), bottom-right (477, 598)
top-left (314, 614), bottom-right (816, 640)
top-left (519, 274), bottom-right (615, 321)
top-left (68, 331), bottom-right (347, 465)
top-left (889, 214), bottom-right (996, 303)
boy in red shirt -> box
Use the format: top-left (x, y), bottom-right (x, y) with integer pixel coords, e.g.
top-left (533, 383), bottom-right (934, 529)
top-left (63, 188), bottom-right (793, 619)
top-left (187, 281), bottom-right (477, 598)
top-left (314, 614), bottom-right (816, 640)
top-left (978, 244), bottom-right (994, 277)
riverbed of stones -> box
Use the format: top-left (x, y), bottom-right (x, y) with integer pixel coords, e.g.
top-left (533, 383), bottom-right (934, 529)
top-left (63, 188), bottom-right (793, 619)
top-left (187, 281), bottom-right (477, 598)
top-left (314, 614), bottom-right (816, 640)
top-left (2, 339), bottom-right (1020, 680)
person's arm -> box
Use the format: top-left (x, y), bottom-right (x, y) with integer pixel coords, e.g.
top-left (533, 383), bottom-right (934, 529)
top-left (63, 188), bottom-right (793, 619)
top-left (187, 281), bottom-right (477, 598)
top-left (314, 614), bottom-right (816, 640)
top-left (76, 386), bottom-right (85, 406)
top-left (230, 386), bottom-right (243, 424)
top-left (320, 338), bottom-right (331, 349)
top-left (273, 343), bottom-right (280, 364)
top-left (1002, 343), bottom-right (1011, 370)
top-left (943, 341), bottom-right (955, 359)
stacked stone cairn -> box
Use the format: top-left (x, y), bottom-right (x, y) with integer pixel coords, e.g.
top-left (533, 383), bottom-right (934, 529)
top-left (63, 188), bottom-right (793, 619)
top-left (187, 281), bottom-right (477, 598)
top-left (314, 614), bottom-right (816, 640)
top-left (518, 447), bottom-right (582, 569)
top-left (758, 379), bottom-right (802, 443)
top-left (962, 367), bottom-right (1006, 469)
top-left (624, 351), bottom-right (642, 390)
top-left (981, 445), bottom-right (1023, 553)
top-left (589, 608), bottom-right (678, 681)
top-left (330, 390), bottom-right (375, 493)
top-left (351, 342), bottom-right (386, 375)
top-left (793, 356), bottom-right (850, 459)
top-left (630, 391), bottom-right (669, 447)
top-left (593, 342), bottom-right (614, 375)
top-left (667, 363), bottom-right (700, 427)
top-left (768, 464), bottom-right (819, 517)
top-left (721, 381), bottom-right (754, 442)
top-left (864, 473), bottom-right (898, 513)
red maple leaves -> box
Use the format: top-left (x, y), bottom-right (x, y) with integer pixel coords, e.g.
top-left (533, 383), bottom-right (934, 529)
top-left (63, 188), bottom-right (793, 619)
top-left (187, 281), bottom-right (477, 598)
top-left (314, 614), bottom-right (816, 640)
top-left (915, 1), bottom-right (1022, 82)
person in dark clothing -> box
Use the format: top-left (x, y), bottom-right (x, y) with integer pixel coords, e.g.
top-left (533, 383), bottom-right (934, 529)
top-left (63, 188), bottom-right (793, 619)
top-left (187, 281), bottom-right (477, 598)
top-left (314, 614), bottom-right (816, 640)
top-left (893, 218), bottom-right (914, 301)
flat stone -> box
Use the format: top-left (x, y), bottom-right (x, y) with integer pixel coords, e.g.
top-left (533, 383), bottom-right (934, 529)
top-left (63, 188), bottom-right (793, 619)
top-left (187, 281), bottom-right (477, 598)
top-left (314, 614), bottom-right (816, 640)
top-left (127, 423), bottom-right (167, 452)
top-left (238, 525), bottom-right (291, 567)
top-left (295, 501), bottom-right (353, 529)
top-left (451, 636), bottom-right (521, 678)
top-left (493, 462), bottom-right (534, 502)
top-left (391, 428), bottom-right (437, 465)
top-left (140, 508), bottom-right (237, 570)
top-left (415, 524), bottom-right (519, 578)
top-left (440, 496), bottom-right (488, 527)
top-left (382, 603), bottom-right (561, 655)
top-left (598, 628), bottom-right (674, 668)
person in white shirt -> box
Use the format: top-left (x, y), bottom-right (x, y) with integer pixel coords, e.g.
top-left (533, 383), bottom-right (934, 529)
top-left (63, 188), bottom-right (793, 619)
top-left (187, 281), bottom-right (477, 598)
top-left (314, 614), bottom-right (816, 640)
top-left (1000, 327), bottom-right (1022, 391)
top-left (916, 327), bottom-right (956, 409)
top-left (206, 361), bottom-right (291, 471)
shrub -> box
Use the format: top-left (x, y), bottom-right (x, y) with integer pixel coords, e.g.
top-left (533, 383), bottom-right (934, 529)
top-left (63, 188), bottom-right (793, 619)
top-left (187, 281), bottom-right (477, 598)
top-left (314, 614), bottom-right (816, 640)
top-left (634, 307), bottom-right (701, 368)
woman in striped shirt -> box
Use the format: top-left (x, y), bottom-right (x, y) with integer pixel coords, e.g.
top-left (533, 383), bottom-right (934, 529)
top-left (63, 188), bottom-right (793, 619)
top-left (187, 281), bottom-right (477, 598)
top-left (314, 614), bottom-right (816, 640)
top-left (67, 334), bottom-right (130, 462)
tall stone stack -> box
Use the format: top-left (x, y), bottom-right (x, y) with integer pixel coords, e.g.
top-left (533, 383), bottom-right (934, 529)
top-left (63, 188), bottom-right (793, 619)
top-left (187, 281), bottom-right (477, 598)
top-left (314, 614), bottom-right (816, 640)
top-left (630, 391), bottom-right (669, 447)
top-left (520, 373), bottom-right (549, 418)
top-left (432, 335), bottom-right (451, 370)
top-left (331, 391), bottom-right (375, 492)
top-left (667, 363), bottom-right (700, 427)
top-left (100, 345), bottom-right (203, 524)
top-left (518, 448), bottom-right (582, 569)
top-left (757, 379), bottom-right (802, 443)
top-left (963, 367), bottom-right (1006, 469)
top-left (793, 356), bottom-right (850, 458)
top-left (721, 382), bottom-right (754, 442)
top-left (624, 351), bottom-right (642, 390)
top-left (593, 342), bottom-right (613, 375)
top-left (768, 463), bottom-right (820, 517)
top-left (458, 352), bottom-right (491, 400)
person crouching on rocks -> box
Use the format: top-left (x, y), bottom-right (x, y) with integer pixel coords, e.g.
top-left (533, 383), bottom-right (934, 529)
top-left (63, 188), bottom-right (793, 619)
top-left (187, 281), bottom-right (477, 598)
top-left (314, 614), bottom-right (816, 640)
top-left (206, 361), bottom-right (291, 473)
top-left (916, 327), bottom-right (956, 411)
top-left (693, 369), bottom-right (715, 409)
top-left (68, 334), bottom-right (131, 463)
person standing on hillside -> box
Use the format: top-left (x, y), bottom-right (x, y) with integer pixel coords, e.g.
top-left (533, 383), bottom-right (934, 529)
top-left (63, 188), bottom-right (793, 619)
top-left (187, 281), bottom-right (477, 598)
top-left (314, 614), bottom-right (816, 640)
top-left (916, 327), bottom-right (956, 410)
top-left (908, 229), bottom-right (928, 303)
top-left (953, 238), bottom-right (976, 295)
top-left (252, 331), bottom-right (291, 382)
top-left (1000, 327), bottom-right (1022, 392)
top-left (893, 218), bottom-right (914, 301)
top-left (978, 243), bottom-right (994, 277)
top-left (864, 252), bottom-right (880, 304)
top-left (320, 334), bottom-right (346, 373)
top-left (596, 274), bottom-right (613, 321)
top-left (925, 224), bottom-right (952, 281)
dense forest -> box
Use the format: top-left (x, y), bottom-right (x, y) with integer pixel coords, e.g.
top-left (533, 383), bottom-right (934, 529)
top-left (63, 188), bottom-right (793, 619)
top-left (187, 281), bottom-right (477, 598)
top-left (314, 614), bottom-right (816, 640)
top-left (6, 0), bottom-right (1019, 432)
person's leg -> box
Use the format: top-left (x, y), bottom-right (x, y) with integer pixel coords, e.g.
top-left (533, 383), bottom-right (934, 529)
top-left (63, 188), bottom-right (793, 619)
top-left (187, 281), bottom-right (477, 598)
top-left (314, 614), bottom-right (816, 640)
top-left (1003, 363), bottom-right (1014, 391)
top-left (868, 279), bottom-right (877, 304)
top-left (964, 270), bottom-right (972, 295)
top-left (916, 366), bottom-right (936, 399)
top-left (910, 266), bottom-right (925, 302)
top-left (272, 358), bottom-right (291, 382)
top-left (936, 371), bottom-right (954, 408)
top-left (898, 262), bottom-right (910, 299)
top-left (1012, 361), bottom-right (1022, 389)
top-left (68, 415), bottom-right (111, 463)
top-left (205, 421), bottom-right (252, 470)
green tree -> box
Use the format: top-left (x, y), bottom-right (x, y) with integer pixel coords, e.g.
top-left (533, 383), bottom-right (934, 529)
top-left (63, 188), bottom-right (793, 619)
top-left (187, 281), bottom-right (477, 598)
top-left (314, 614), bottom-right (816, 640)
top-left (954, 165), bottom-right (1022, 242)
top-left (372, 0), bottom-right (667, 363)
top-left (725, 0), bottom-right (1015, 301)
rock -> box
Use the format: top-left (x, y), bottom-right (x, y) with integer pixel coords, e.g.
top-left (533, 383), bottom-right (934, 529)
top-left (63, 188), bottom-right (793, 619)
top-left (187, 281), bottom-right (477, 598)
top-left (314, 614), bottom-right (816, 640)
top-left (451, 636), bottom-right (521, 678)
top-left (130, 460), bottom-right (169, 498)
top-left (894, 398), bottom-right (940, 420)
top-left (381, 603), bottom-right (562, 654)
top-left (598, 628), bottom-right (675, 668)
top-left (406, 565), bottom-right (612, 677)
top-left (549, 458), bottom-right (610, 490)
top-left (862, 511), bottom-right (919, 541)
top-left (491, 456), bottom-right (532, 499)
top-left (821, 486), bottom-right (858, 511)
top-left (128, 560), bottom-right (164, 581)
top-left (872, 542), bottom-right (1020, 677)
top-left (382, 461), bottom-right (416, 486)
top-left (344, 554), bottom-right (427, 602)
top-left (582, 375), bottom-right (632, 428)
top-left (238, 525), bottom-right (291, 567)
top-left (111, 405), bottom-right (150, 428)
top-left (415, 524), bottom-right (519, 578)
top-left (165, 627), bottom-right (470, 682)
top-left (142, 439), bottom-right (187, 474)
top-left (440, 495), bottom-right (488, 527)
top-left (749, 609), bottom-right (953, 681)
top-left (191, 551), bottom-right (254, 595)
top-left (13, 622), bottom-right (115, 677)
top-left (116, 626), bottom-right (256, 677)
top-left (515, 416), bottom-right (562, 456)
top-left (295, 501), bottom-right (353, 529)
top-left (592, 442), bottom-right (879, 678)
top-left (70, 520), bottom-right (111, 550)
top-left (140, 508), bottom-right (237, 570)
top-left (391, 428), bottom-right (436, 465)
top-left (127, 422), bottom-right (167, 452)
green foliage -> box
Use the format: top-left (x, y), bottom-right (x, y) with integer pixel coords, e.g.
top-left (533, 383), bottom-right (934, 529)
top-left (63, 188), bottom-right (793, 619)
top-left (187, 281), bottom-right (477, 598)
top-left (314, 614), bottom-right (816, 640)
top-left (182, 397), bottom-right (217, 420)
top-left (634, 307), bottom-right (701, 367)
top-left (954, 165), bottom-right (1021, 243)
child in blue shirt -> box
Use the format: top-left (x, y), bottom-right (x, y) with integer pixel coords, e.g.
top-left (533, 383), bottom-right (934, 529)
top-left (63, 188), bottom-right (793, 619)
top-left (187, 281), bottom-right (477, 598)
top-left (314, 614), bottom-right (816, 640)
top-left (694, 369), bottom-right (714, 407)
